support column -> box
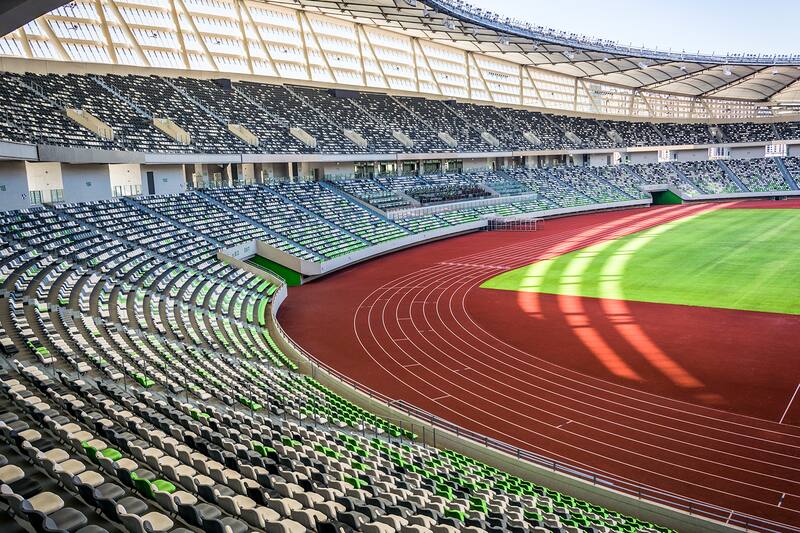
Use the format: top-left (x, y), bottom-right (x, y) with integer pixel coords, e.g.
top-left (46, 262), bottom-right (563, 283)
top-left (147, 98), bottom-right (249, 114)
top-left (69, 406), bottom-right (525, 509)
top-left (241, 163), bottom-right (256, 184)
top-left (0, 161), bottom-right (32, 212)
top-left (26, 162), bottom-right (63, 203)
top-left (109, 164), bottom-right (142, 196)
top-left (184, 164), bottom-right (196, 189)
top-left (226, 163), bottom-right (240, 186)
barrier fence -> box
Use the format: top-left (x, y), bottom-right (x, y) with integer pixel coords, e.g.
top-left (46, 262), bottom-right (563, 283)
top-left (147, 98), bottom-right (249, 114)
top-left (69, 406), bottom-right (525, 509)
top-left (271, 315), bottom-right (798, 533)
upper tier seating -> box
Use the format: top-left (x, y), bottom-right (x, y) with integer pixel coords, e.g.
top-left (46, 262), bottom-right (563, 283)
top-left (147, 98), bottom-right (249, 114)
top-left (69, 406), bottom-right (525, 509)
top-left (450, 102), bottom-right (538, 150)
top-left (235, 82), bottom-right (362, 154)
top-left (657, 123), bottom-right (713, 145)
top-left (289, 87), bottom-right (407, 154)
top-left (719, 122), bottom-right (776, 143)
top-left (548, 116), bottom-right (617, 149)
top-left (169, 77), bottom-right (310, 154)
top-left (0, 71), bottom-right (799, 154)
top-left (353, 93), bottom-right (451, 153)
top-left (0, 72), bottom-right (117, 150)
top-left (21, 72), bottom-right (191, 153)
top-left (394, 96), bottom-right (496, 152)
top-left (499, 109), bottom-right (568, 149)
top-left (101, 74), bottom-right (255, 154)
top-left (606, 120), bottom-right (665, 147)
top-left (776, 122), bottom-right (800, 140)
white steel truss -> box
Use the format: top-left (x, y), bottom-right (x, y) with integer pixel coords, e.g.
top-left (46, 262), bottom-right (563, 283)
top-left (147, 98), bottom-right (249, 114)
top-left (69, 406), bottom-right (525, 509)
top-left (0, 0), bottom-right (790, 120)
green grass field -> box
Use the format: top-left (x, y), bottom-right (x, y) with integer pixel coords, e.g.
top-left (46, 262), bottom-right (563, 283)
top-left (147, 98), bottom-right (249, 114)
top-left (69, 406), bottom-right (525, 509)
top-left (481, 209), bottom-right (800, 315)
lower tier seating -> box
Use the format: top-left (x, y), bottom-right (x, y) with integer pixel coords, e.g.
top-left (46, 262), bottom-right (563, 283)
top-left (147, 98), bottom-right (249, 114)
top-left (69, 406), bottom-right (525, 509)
top-left (0, 199), bottom-right (672, 533)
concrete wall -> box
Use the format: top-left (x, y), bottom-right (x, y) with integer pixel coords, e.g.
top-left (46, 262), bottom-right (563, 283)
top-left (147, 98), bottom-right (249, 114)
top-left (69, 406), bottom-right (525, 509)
top-left (109, 163), bottom-right (142, 193)
top-left (26, 162), bottom-right (63, 192)
top-left (672, 148), bottom-right (708, 162)
top-left (729, 146), bottom-right (766, 160)
top-left (627, 151), bottom-right (659, 164)
top-left (0, 161), bottom-right (32, 212)
top-left (588, 153), bottom-right (613, 167)
top-left (322, 161), bottom-right (354, 178)
top-left (140, 164), bottom-right (186, 195)
top-left (463, 157), bottom-right (492, 171)
top-left (60, 163), bottom-right (112, 203)
top-left (241, 163), bottom-right (255, 183)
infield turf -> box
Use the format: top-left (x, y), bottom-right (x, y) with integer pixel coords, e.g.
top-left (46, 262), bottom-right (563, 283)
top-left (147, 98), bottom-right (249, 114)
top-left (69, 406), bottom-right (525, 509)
top-left (481, 208), bottom-right (800, 315)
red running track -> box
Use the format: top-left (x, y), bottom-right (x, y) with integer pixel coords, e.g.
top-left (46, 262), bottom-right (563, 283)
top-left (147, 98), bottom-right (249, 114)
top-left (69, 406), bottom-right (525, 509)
top-left (278, 204), bottom-right (800, 531)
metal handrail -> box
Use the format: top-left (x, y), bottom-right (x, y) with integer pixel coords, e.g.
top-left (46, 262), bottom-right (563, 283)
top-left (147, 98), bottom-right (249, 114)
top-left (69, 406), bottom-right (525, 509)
top-left (271, 309), bottom-right (799, 533)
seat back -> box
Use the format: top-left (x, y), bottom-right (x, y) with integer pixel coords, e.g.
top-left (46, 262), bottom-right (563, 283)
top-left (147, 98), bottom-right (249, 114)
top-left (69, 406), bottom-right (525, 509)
top-left (118, 508), bottom-right (147, 533)
top-left (153, 490), bottom-right (176, 513)
top-left (177, 502), bottom-right (203, 527)
top-left (132, 477), bottom-right (154, 500)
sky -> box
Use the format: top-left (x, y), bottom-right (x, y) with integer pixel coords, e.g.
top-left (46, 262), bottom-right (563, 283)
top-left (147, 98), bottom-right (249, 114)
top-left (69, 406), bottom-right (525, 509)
top-left (472, 0), bottom-right (800, 56)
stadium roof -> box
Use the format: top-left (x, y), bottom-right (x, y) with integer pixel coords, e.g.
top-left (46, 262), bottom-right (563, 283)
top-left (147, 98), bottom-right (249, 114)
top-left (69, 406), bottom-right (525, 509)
top-left (0, 0), bottom-right (72, 38)
top-left (3, 0), bottom-right (800, 119)
top-left (278, 0), bottom-right (800, 102)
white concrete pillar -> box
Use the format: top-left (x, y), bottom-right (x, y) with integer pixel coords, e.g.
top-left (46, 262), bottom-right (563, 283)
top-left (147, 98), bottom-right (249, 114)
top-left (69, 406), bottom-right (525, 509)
top-left (0, 161), bottom-right (32, 212)
top-left (26, 162), bottom-right (63, 203)
top-left (109, 164), bottom-right (142, 196)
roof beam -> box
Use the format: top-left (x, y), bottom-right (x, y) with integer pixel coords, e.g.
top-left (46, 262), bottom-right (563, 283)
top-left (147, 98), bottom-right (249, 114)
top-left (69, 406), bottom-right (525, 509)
top-left (168, 0), bottom-right (190, 69)
top-left (414, 38), bottom-right (444, 95)
top-left (175, 0), bottom-right (218, 71)
top-left (697, 66), bottom-right (771, 97)
top-left (94, 0), bottom-right (117, 65)
top-left (295, 9), bottom-right (312, 80)
top-left (239, 0), bottom-right (280, 76)
top-left (38, 16), bottom-right (69, 61)
top-left (638, 64), bottom-right (718, 91)
top-left (106, 0), bottom-right (150, 67)
top-left (16, 27), bottom-right (32, 59)
top-left (300, 11), bottom-right (336, 82)
top-left (359, 26), bottom-right (390, 88)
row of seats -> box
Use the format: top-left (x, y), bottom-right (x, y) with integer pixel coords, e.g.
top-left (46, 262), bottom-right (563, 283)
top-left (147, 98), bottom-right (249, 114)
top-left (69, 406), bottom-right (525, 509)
top-left (4, 71), bottom-right (800, 154)
top-left (0, 199), bottom-right (671, 533)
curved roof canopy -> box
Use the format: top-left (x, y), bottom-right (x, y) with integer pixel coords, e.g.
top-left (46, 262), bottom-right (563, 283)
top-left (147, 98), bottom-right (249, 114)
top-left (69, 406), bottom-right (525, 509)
top-left (276, 0), bottom-right (800, 102)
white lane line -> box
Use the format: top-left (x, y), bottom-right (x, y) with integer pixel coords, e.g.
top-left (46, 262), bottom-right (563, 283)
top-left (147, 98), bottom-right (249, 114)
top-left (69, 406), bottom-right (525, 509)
top-left (779, 383), bottom-right (800, 424)
top-left (431, 394), bottom-right (451, 401)
top-left (556, 420), bottom-right (573, 429)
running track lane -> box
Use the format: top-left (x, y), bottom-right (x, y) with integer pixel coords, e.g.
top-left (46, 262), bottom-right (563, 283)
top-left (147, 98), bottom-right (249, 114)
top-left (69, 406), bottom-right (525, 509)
top-left (278, 204), bottom-right (800, 531)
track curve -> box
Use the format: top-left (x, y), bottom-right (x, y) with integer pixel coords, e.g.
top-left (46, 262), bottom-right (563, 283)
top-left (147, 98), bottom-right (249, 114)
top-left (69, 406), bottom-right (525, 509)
top-left (278, 204), bottom-right (800, 531)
